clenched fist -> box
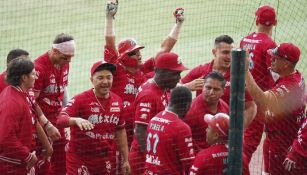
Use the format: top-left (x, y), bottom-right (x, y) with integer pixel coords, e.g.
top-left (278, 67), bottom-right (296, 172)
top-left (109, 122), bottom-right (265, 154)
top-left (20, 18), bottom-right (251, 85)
top-left (173, 8), bottom-right (184, 23)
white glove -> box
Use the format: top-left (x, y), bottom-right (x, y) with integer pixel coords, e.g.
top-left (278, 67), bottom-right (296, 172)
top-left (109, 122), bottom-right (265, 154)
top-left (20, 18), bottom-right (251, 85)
top-left (106, 0), bottom-right (118, 18)
top-left (173, 8), bottom-right (184, 23)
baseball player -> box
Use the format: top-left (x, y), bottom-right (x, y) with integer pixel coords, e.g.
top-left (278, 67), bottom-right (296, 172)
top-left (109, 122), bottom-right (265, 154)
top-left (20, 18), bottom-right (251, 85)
top-left (240, 5), bottom-right (278, 165)
top-left (283, 116), bottom-right (307, 174)
top-left (0, 58), bottom-right (40, 174)
top-left (145, 86), bottom-right (195, 175)
top-left (189, 113), bottom-right (250, 175)
top-left (56, 61), bottom-right (130, 175)
top-left (129, 52), bottom-right (188, 175)
top-left (0, 50), bottom-right (56, 174)
top-left (181, 35), bottom-right (256, 128)
top-left (0, 49), bottom-right (61, 141)
top-left (34, 33), bottom-right (75, 175)
top-left (104, 0), bottom-right (185, 148)
top-left (184, 71), bottom-right (229, 154)
top-left (245, 43), bottom-right (306, 175)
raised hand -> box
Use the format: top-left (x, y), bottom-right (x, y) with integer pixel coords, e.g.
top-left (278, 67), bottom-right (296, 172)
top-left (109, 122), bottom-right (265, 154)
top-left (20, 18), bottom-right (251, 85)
top-left (106, 0), bottom-right (118, 18)
top-left (173, 8), bottom-right (184, 23)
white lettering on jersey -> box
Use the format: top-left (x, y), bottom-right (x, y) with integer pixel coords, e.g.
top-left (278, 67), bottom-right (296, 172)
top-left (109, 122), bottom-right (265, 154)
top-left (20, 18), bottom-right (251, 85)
top-left (124, 84), bottom-right (138, 95)
top-left (151, 117), bottom-right (170, 124)
top-left (87, 114), bottom-right (120, 125)
top-left (140, 102), bottom-right (151, 108)
top-left (146, 154), bottom-right (161, 166)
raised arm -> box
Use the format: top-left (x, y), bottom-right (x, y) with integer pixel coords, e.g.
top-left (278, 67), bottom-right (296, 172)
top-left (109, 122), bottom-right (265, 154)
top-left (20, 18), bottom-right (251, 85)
top-left (157, 8), bottom-right (185, 56)
top-left (104, 0), bottom-right (118, 63)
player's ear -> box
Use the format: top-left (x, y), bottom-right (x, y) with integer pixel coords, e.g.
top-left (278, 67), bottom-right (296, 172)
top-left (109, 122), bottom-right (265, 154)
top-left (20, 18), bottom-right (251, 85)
top-left (90, 76), bottom-right (93, 83)
top-left (212, 48), bottom-right (216, 56)
top-left (21, 74), bottom-right (27, 83)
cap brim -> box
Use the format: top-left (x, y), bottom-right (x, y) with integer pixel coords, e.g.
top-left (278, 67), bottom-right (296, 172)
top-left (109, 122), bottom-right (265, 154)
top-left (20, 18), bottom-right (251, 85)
top-left (204, 114), bottom-right (214, 124)
top-left (169, 65), bottom-right (189, 71)
top-left (129, 45), bottom-right (145, 53)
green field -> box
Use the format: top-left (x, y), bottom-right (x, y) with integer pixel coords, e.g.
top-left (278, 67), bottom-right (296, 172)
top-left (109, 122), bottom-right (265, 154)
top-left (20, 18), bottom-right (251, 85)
top-left (1, 0), bottom-right (307, 96)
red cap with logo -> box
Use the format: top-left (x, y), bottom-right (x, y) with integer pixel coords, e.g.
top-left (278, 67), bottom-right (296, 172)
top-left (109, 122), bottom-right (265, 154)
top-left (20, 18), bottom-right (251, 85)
top-left (267, 43), bottom-right (300, 63)
top-left (118, 38), bottom-right (144, 58)
top-left (90, 60), bottom-right (116, 76)
top-left (155, 52), bottom-right (189, 71)
top-left (204, 113), bottom-right (230, 138)
top-left (255, 5), bottom-right (277, 26)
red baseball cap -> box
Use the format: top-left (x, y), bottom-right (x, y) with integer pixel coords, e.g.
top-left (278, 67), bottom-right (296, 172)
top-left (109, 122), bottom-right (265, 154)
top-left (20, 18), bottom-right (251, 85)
top-left (90, 60), bottom-right (116, 76)
top-left (255, 5), bottom-right (277, 26)
top-left (267, 43), bottom-right (300, 63)
top-left (204, 113), bottom-right (230, 137)
top-left (155, 52), bottom-right (189, 71)
top-left (118, 38), bottom-right (144, 58)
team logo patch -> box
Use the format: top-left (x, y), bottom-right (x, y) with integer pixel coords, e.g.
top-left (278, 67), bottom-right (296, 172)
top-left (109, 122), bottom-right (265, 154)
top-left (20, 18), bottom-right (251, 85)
top-left (177, 57), bottom-right (182, 64)
top-left (140, 114), bottom-right (148, 119)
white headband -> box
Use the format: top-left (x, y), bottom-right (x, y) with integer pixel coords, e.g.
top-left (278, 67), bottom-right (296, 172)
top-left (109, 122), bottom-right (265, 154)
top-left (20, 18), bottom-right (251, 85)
top-left (52, 40), bottom-right (75, 56)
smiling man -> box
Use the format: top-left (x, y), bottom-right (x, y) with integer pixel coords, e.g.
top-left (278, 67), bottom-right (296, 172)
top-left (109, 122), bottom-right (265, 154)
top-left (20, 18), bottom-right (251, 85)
top-left (56, 61), bottom-right (130, 175)
top-left (181, 35), bottom-right (256, 128)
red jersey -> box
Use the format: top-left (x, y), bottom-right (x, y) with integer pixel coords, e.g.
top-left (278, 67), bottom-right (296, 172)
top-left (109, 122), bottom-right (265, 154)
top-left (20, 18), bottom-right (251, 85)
top-left (189, 144), bottom-right (250, 175)
top-left (266, 71), bottom-right (305, 148)
top-left (34, 52), bottom-right (69, 123)
top-left (0, 86), bottom-right (36, 166)
top-left (104, 46), bottom-right (155, 108)
top-left (0, 71), bottom-right (8, 93)
top-left (240, 32), bottom-right (277, 91)
top-left (130, 79), bottom-right (170, 152)
top-left (57, 89), bottom-right (125, 156)
top-left (145, 110), bottom-right (195, 175)
top-left (181, 60), bottom-right (253, 104)
top-left (184, 95), bottom-right (229, 153)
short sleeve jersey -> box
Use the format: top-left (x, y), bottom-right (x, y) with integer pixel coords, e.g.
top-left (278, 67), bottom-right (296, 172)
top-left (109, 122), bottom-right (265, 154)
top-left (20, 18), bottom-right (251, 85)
top-left (184, 95), bottom-right (229, 153)
top-left (240, 32), bottom-right (277, 91)
top-left (34, 52), bottom-right (69, 122)
top-left (61, 89), bottom-right (125, 156)
top-left (266, 71), bottom-right (305, 145)
top-left (145, 110), bottom-right (195, 175)
top-left (181, 60), bottom-right (253, 104)
top-left (130, 79), bottom-right (169, 152)
top-left (189, 144), bottom-right (250, 175)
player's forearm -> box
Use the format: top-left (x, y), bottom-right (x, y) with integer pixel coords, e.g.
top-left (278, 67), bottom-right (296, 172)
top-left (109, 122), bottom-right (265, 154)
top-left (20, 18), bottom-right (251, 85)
top-left (245, 71), bottom-right (267, 104)
top-left (35, 122), bottom-right (53, 156)
top-left (116, 128), bottom-right (129, 162)
top-left (135, 124), bottom-right (147, 152)
top-left (105, 15), bottom-right (116, 50)
top-left (35, 104), bottom-right (48, 126)
top-left (159, 22), bottom-right (183, 54)
top-left (243, 101), bottom-right (257, 128)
